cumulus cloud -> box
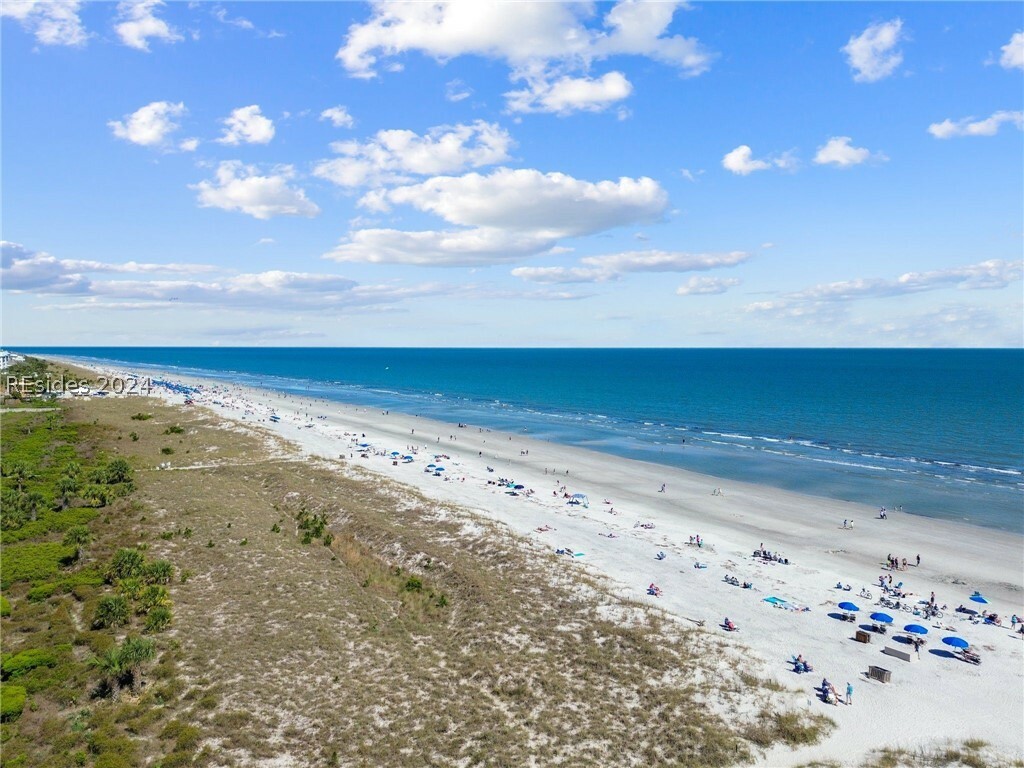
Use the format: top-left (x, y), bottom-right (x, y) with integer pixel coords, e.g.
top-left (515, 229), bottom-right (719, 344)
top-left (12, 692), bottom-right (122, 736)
top-left (178, 137), bottom-right (199, 152)
top-left (108, 101), bottom-right (186, 149)
top-left (313, 121), bottom-right (513, 188)
top-left (722, 145), bottom-right (795, 175)
top-left (505, 71), bottom-right (633, 115)
top-left (928, 110), bottom-right (1023, 139)
top-left (1000, 31), bottom-right (1024, 70)
top-left (364, 168), bottom-right (667, 235)
top-left (327, 169), bottom-right (668, 267)
top-left (336, 1), bottom-right (710, 114)
top-left (813, 136), bottom-right (887, 167)
top-left (1, 0), bottom-right (87, 46)
top-left (1, 241), bottom-right (215, 294)
top-left (842, 19), bottom-right (905, 82)
top-left (513, 250), bottom-right (749, 284)
top-left (320, 106), bottom-right (355, 128)
top-left (325, 227), bottom-right (552, 267)
top-left (191, 161), bottom-right (320, 220)
top-left (216, 105), bottom-right (275, 145)
top-left (676, 276), bottom-right (741, 295)
top-left (115, 0), bottom-right (182, 51)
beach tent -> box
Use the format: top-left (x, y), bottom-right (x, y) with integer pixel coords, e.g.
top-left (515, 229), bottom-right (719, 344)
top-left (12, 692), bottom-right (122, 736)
top-left (570, 493), bottom-right (589, 507)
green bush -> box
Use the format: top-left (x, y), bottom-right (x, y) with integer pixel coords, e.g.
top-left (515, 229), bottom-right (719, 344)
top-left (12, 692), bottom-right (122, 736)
top-left (160, 447), bottom-right (174, 456)
top-left (130, 413), bottom-right (152, 421)
top-left (1, 595), bottom-right (11, 617)
top-left (129, 432), bottom-right (139, 442)
top-left (106, 549), bottom-right (145, 583)
top-left (403, 577), bottom-right (423, 593)
top-left (144, 560), bottom-right (173, 585)
top-left (93, 596), bottom-right (130, 629)
top-left (104, 459), bottom-right (133, 485)
top-left (0, 508), bottom-right (98, 545)
top-left (2, 649), bottom-right (58, 678)
top-left (137, 586), bottom-right (170, 614)
top-left (164, 425), bottom-right (185, 435)
top-left (0, 684), bottom-right (26, 721)
top-left (26, 582), bottom-right (58, 602)
top-left (0, 542), bottom-right (76, 588)
top-left (145, 606), bottom-right (172, 633)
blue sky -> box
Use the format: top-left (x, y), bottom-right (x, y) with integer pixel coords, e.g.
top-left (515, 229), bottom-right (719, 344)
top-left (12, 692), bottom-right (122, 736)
top-left (2, 1), bottom-right (1022, 347)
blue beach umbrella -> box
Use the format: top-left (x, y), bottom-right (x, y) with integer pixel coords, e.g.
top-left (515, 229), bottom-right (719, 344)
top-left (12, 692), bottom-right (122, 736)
top-left (870, 612), bottom-right (894, 624)
top-left (942, 636), bottom-right (970, 649)
top-left (904, 624), bottom-right (928, 635)
top-left (969, 593), bottom-right (989, 604)
top-left (838, 602), bottom-right (860, 612)
top-left (434, 466), bottom-right (445, 472)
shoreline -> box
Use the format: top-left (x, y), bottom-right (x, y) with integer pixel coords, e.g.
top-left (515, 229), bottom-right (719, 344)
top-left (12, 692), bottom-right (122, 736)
top-left (33, 352), bottom-right (1024, 534)
top-left (43, 355), bottom-right (1024, 764)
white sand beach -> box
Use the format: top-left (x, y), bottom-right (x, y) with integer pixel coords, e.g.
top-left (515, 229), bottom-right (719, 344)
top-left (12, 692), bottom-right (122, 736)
top-left (60, 361), bottom-right (1024, 765)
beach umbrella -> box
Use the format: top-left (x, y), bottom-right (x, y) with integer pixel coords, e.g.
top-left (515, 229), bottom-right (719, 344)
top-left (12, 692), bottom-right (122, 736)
top-left (904, 624), bottom-right (928, 635)
top-left (870, 612), bottom-right (894, 623)
top-left (426, 463), bottom-right (436, 468)
top-left (969, 593), bottom-right (989, 604)
top-left (838, 602), bottom-right (860, 612)
top-left (391, 451), bottom-right (400, 456)
top-left (942, 636), bottom-right (970, 649)
top-left (403, 455), bottom-right (414, 460)
top-left (514, 484), bottom-right (525, 490)
top-left (434, 466), bottom-right (445, 472)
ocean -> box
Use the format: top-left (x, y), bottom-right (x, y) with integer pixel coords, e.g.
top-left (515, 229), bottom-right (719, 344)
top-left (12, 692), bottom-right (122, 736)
top-left (22, 347), bottom-right (1024, 533)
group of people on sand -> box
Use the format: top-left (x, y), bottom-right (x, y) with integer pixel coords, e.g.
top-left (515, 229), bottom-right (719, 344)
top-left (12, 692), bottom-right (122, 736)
top-left (885, 553), bottom-right (919, 571)
top-left (792, 654), bottom-right (814, 674)
top-left (820, 679), bottom-right (852, 706)
top-left (687, 534), bottom-right (703, 547)
top-left (754, 545), bottom-right (789, 565)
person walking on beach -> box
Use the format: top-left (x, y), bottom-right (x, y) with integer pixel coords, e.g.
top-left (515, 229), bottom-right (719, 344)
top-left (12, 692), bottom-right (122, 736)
top-left (846, 682), bottom-right (853, 705)
top-left (659, 483), bottom-right (666, 493)
top-left (916, 554), bottom-right (920, 567)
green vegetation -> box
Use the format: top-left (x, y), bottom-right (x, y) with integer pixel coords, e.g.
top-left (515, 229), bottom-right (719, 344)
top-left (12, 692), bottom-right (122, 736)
top-left (1, 684), bottom-right (27, 721)
top-left (164, 425), bottom-right (185, 434)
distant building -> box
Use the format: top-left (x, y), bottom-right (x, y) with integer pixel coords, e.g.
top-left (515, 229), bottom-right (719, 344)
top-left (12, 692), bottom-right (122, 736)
top-left (0, 350), bottom-right (25, 370)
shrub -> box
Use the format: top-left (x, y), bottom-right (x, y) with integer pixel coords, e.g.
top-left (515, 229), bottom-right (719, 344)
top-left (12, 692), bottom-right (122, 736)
top-left (270, 523), bottom-right (281, 533)
top-left (27, 582), bottom-right (58, 602)
top-left (104, 459), bottom-right (133, 485)
top-left (117, 578), bottom-right (144, 600)
top-left (2, 649), bottom-right (58, 678)
top-left (106, 549), bottom-right (145, 583)
top-left (164, 425), bottom-right (185, 435)
top-left (0, 595), bottom-right (10, 617)
top-left (137, 586), bottom-right (170, 614)
top-left (145, 607), bottom-right (172, 633)
top-left (130, 413), bottom-right (152, 421)
top-left (1, 542), bottom-right (77, 588)
top-left (144, 560), bottom-right (174, 585)
top-left (129, 432), bottom-right (139, 442)
top-left (0, 684), bottom-right (26, 721)
top-left (160, 447), bottom-right (174, 456)
top-left (403, 577), bottom-right (423, 593)
top-left (93, 596), bottom-right (130, 629)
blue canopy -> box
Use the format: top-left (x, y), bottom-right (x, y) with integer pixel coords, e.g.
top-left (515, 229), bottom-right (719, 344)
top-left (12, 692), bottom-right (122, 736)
top-left (434, 466), bottom-right (445, 472)
top-left (969, 593), bottom-right (989, 604)
top-left (870, 612), bottom-right (894, 623)
top-left (838, 601), bottom-right (859, 612)
top-left (904, 624), bottom-right (928, 635)
top-left (942, 636), bottom-right (969, 649)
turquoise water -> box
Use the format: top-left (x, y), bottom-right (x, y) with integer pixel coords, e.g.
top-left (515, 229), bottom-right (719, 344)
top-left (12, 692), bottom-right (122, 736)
top-left (23, 348), bottom-right (1024, 532)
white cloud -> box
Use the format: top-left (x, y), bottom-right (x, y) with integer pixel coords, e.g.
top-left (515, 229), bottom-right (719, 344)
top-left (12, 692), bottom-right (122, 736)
top-left (191, 161), bottom-right (320, 220)
top-left (842, 19), bottom-right (905, 82)
top-left (115, 0), bottom-right (183, 52)
top-left (2, 241), bottom-right (214, 293)
top-left (790, 260), bottom-right (1023, 300)
top-left (336, 1), bottom-right (710, 116)
top-left (325, 227), bottom-right (552, 267)
top-left (313, 121), bottom-right (514, 188)
top-left (256, 237), bottom-right (276, 246)
top-left (928, 110), bottom-right (1023, 139)
top-left (513, 250), bottom-right (749, 284)
top-left (680, 168), bottom-right (703, 183)
top-left (338, 1), bottom-right (710, 78)
top-left (108, 101), bottom-right (186, 148)
top-left (813, 136), bottom-right (887, 167)
top-left (365, 168), bottom-right (667, 236)
top-left (216, 105), bottom-right (275, 145)
top-left (676, 276), bottom-right (741, 295)
top-left (445, 79), bottom-right (473, 102)
top-left (722, 145), bottom-right (794, 175)
top-left (1, 0), bottom-right (87, 46)
top-left (320, 106), bottom-right (355, 128)
top-left (505, 71), bottom-right (633, 115)
top-left (178, 137), bottom-right (199, 152)
top-left (1000, 31), bottom-right (1024, 70)
top-left (212, 5), bottom-right (253, 30)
